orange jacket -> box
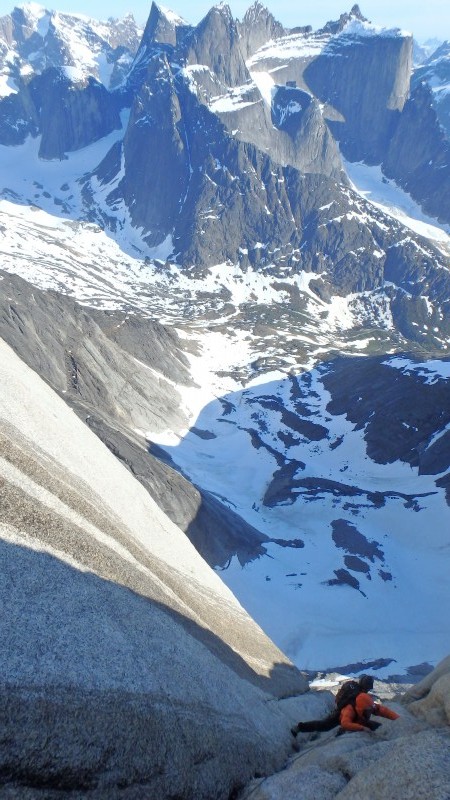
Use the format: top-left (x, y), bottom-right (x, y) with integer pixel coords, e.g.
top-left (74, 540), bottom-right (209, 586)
top-left (340, 692), bottom-right (400, 732)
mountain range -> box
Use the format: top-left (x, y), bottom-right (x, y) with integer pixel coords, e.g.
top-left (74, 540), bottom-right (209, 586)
top-left (0, 2), bottom-right (449, 796)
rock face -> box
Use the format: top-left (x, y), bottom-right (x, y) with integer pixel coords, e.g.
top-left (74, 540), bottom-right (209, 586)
top-left (33, 70), bottom-right (121, 159)
top-left (382, 69), bottom-right (450, 223)
top-left (0, 271), bottom-right (276, 569)
top-left (402, 655), bottom-right (450, 726)
top-left (413, 42), bottom-right (450, 137)
top-left (0, 1), bottom-right (449, 697)
top-left (204, 75), bottom-right (344, 180)
top-left (0, 77), bottom-right (38, 145)
top-left (0, 271), bottom-right (190, 433)
top-left (119, 54), bottom-right (190, 246)
top-left (129, 0), bottom-right (191, 90)
top-left (105, 55), bottom-right (343, 257)
top-left (0, 69), bottom-right (121, 154)
top-left (270, 84), bottom-right (343, 175)
top-left (94, 36), bottom-right (450, 314)
top-left (335, 731), bottom-right (450, 800)
top-left (319, 3), bottom-right (367, 35)
top-left (325, 28), bottom-right (450, 226)
top-left (239, 9), bottom-right (449, 228)
top-left (322, 356), bottom-right (450, 474)
top-left (244, 9), bottom-right (412, 163)
top-left (304, 24), bottom-right (413, 163)
top-left (0, 337), bottom-right (308, 797)
top-left (238, 1), bottom-right (285, 59)
top-left (5, 0), bottom-right (448, 277)
top-left (182, 3), bottom-right (249, 88)
top-left (138, 1), bottom-right (188, 48)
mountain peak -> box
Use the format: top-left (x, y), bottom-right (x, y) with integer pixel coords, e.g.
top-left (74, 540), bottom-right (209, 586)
top-left (14, 2), bottom-right (48, 21)
top-left (17, 1), bottom-right (46, 13)
top-left (350, 4), bottom-right (364, 18)
top-left (139, 1), bottom-right (187, 48)
top-left (208, 2), bottom-right (234, 23)
top-left (118, 12), bottom-right (137, 22)
top-left (240, 1), bottom-right (284, 56)
top-left (425, 39), bottom-right (450, 63)
top-left (154, 2), bottom-right (187, 27)
top-left (183, 3), bottom-right (249, 87)
top-left (242, 1), bottom-right (277, 24)
top-left (244, 1), bottom-right (268, 16)
top-left (320, 4), bottom-right (368, 35)
top-left (192, 2), bottom-right (240, 45)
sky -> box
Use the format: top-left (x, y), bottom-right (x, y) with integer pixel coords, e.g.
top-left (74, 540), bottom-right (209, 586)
top-left (24, 0), bottom-right (449, 42)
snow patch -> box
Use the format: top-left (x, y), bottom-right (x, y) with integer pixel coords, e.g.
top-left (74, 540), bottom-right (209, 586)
top-left (384, 356), bottom-right (450, 383)
top-left (0, 74), bottom-right (19, 98)
top-left (158, 4), bottom-right (187, 26)
top-left (339, 19), bottom-right (411, 40)
top-left (249, 70), bottom-right (276, 107)
top-left (344, 159), bottom-right (450, 254)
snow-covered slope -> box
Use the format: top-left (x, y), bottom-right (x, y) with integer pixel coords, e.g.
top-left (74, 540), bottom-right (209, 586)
top-left (149, 342), bottom-right (450, 677)
top-left (0, 3), bottom-right (142, 91)
top-left (344, 159), bottom-right (450, 256)
top-left (413, 37), bottom-right (443, 65)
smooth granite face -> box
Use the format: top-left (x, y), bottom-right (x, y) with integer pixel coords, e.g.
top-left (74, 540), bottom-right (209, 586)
top-left (0, 338), bottom-right (308, 797)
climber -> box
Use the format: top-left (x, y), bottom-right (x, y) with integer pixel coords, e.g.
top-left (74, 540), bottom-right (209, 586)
top-left (339, 689), bottom-right (399, 732)
top-left (291, 674), bottom-right (399, 736)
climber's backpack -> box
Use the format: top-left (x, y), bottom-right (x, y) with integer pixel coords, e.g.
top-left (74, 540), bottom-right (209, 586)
top-left (334, 680), bottom-right (361, 712)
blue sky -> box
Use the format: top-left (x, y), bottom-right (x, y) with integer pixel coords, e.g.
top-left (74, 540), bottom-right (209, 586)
top-left (34, 1), bottom-right (448, 42)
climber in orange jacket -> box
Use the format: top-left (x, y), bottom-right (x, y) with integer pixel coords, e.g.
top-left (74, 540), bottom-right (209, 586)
top-left (340, 691), bottom-right (400, 732)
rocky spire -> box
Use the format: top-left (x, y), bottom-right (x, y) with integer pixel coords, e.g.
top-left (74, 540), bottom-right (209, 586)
top-left (319, 4), bottom-right (368, 35)
top-left (239, 1), bottom-right (285, 58)
top-left (183, 3), bottom-right (249, 87)
top-left (138, 1), bottom-right (187, 48)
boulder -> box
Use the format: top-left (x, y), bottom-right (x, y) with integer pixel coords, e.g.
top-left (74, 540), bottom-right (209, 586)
top-left (336, 730), bottom-right (450, 800)
top-left (402, 655), bottom-right (450, 726)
